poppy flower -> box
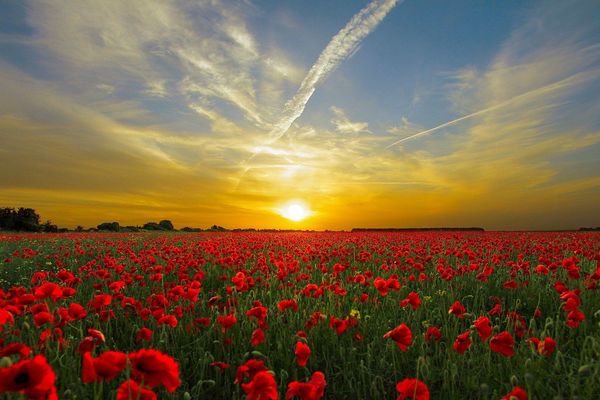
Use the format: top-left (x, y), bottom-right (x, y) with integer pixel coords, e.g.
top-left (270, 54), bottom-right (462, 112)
top-left (235, 359), bottom-right (267, 384)
top-left (286, 371), bottom-right (326, 400)
top-left (217, 313), bottom-right (237, 333)
top-left (0, 354), bottom-right (56, 399)
top-left (116, 380), bottom-right (157, 400)
top-left (529, 337), bottom-right (556, 356)
top-left (501, 386), bottom-right (527, 400)
top-left (490, 331), bottom-right (515, 357)
top-left (566, 310), bottom-right (585, 328)
top-left (136, 327), bottom-right (153, 342)
top-left (400, 292), bottom-right (421, 310)
top-left (128, 349), bottom-right (180, 392)
top-left (452, 331), bottom-right (471, 354)
top-left (295, 342), bottom-right (311, 367)
top-left (384, 324), bottom-right (413, 351)
top-left (473, 316), bottom-right (492, 341)
top-left (448, 301), bottom-right (466, 318)
top-left (251, 328), bottom-right (265, 347)
top-left (277, 299), bottom-right (299, 313)
top-left (82, 351), bottom-right (127, 383)
top-left (242, 371), bottom-right (278, 400)
top-left (210, 361), bottom-right (231, 374)
top-left (67, 303), bottom-right (87, 320)
top-left (395, 378), bottom-right (430, 400)
top-left (0, 343), bottom-right (31, 359)
top-left (424, 326), bottom-right (442, 342)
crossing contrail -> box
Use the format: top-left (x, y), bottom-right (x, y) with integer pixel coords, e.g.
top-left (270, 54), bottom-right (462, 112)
top-left (385, 71), bottom-right (593, 149)
top-left (268, 0), bottom-right (401, 143)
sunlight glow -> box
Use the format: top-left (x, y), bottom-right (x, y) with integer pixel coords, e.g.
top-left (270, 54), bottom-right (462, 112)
top-left (279, 201), bottom-right (311, 222)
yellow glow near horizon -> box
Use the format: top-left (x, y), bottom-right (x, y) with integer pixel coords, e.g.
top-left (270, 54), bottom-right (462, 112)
top-left (280, 201), bottom-right (311, 222)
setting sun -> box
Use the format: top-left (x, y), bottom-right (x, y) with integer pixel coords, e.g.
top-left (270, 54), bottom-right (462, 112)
top-left (280, 202), bottom-right (311, 222)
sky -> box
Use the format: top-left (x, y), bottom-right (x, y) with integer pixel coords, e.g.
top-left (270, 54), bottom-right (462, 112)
top-left (0, 0), bottom-right (599, 230)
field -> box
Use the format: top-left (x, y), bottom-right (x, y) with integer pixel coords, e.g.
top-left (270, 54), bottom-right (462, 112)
top-left (0, 231), bottom-right (599, 399)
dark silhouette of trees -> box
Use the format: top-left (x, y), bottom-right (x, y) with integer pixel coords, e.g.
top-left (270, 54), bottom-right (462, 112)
top-left (41, 220), bottom-right (58, 232)
top-left (0, 207), bottom-right (41, 231)
top-left (97, 222), bottom-right (120, 232)
top-left (159, 220), bottom-right (174, 230)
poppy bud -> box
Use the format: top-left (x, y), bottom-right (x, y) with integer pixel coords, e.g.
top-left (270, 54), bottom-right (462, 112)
top-left (0, 356), bottom-right (12, 368)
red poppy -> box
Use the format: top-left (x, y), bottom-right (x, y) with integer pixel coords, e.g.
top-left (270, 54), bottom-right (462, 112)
top-left (0, 342), bottom-right (31, 359)
top-left (448, 301), bottom-right (466, 318)
top-left (490, 331), bottom-right (515, 357)
top-left (566, 310), bottom-right (585, 328)
top-left (424, 326), bottom-right (442, 342)
top-left (67, 303), bottom-right (87, 320)
top-left (452, 331), bottom-right (471, 354)
top-left (136, 327), bottom-right (153, 342)
top-left (235, 359), bottom-right (267, 384)
top-left (82, 350), bottom-right (127, 383)
top-left (242, 371), bottom-right (279, 400)
top-left (395, 378), bottom-right (430, 400)
top-left (251, 328), bottom-right (265, 347)
top-left (128, 349), bottom-right (181, 392)
top-left (529, 337), bottom-right (556, 356)
top-left (116, 380), bottom-right (157, 400)
top-left (501, 386), bottom-right (527, 400)
top-left (277, 299), bottom-right (299, 313)
top-left (217, 313), bottom-right (237, 333)
top-left (400, 292), bottom-right (421, 310)
top-left (473, 316), bottom-right (492, 341)
top-left (210, 361), bottom-right (231, 374)
top-left (295, 342), bottom-right (311, 367)
top-left (384, 324), bottom-right (413, 351)
top-left (0, 354), bottom-right (56, 399)
top-left (286, 371), bottom-right (326, 400)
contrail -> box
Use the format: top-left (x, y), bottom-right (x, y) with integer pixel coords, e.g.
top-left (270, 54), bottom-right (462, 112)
top-left (385, 71), bottom-right (593, 149)
top-left (268, 0), bottom-right (401, 143)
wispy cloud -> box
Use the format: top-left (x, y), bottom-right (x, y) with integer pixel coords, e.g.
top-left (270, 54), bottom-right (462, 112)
top-left (330, 106), bottom-right (370, 134)
top-left (268, 0), bottom-right (400, 142)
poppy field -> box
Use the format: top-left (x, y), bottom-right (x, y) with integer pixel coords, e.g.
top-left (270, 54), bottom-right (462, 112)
top-left (0, 231), bottom-right (599, 399)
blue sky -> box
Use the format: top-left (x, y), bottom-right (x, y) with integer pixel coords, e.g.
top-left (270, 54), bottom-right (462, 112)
top-left (0, 0), bottom-right (599, 229)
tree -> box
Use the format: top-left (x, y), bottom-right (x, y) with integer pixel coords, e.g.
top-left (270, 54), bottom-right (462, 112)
top-left (159, 220), bottom-right (174, 231)
top-left (97, 222), bottom-right (120, 232)
top-left (42, 220), bottom-right (58, 233)
top-left (0, 208), bottom-right (17, 230)
top-left (15, 208), bottom-right (41, 231)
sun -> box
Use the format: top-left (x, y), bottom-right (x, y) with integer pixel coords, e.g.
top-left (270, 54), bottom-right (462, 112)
top-left (280, 201), bottom-right (311, 222)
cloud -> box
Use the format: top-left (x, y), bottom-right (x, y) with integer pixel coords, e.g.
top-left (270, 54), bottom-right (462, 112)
top-left (268, 0), bottom-right (400, 142)
top-left (330, 106), bottom-right (370, 134)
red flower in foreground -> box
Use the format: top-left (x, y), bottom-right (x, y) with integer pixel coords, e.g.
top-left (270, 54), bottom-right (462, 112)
top-left (136, 327), bottom-right (153, 342)
top-left (452, 331), bottom-right (471, 354)
top-left (0, 355), bottom-right (57, 399)
top-left (501, 386), bottom-right (527, 400)
top-left (295, 342), bottom-right (311, 367)
top-left (529, 337), bottom-right (556, 356)
top-left (448, 301), bottom-right (466, 318)
top-left (286, 371), bottom-right (326, 400)
top-left (490, 331), bottom-right (515, 357)
top-left (384, 324), bottom-right (413, 351)
top-left (242, 371), bottom-right (279, 400)
top-left (278, 299), bottom-right (299, 313)
top-left (251, 328), bottom-right (266, 347)
top-left (217, 313), bottom-right (237, 333)
top-left (235, 359), bottom-right (267, 384)
top-left (82, 350), bottom-right (127, 383)
top-left (396, 378), bottom-right (430, 400)
top-left (424, 326), bottom-right (442, 342)
top-left (566, 310), bottom-right (585, 328)
top-left (128, 349), bottom-right (180, 392)
top-left (473, 316), bottom-right (492, 341)
top-left (400, 292), bottom-right (421, 310)
top-left (116, 380), bottom-right (157, 400)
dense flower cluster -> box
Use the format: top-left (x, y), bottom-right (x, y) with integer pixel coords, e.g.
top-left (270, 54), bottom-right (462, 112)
top-left (0, 231), bottom-right (598, 398)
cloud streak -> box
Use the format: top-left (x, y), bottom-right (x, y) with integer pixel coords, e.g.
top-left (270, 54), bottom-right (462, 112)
top-left (385, 69), bottom-right (598, 148)
top-left (268, 0), bottom-right (400, 143)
